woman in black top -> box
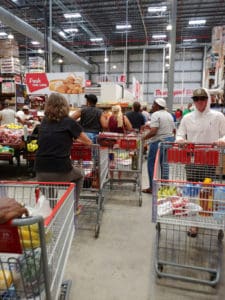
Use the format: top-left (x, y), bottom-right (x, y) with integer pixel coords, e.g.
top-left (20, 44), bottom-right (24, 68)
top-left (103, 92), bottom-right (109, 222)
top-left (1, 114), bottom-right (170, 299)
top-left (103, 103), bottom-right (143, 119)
top-left (35, 93), bottom-right (92, 213)
top-left (72, 94), bottom-right (107, 143)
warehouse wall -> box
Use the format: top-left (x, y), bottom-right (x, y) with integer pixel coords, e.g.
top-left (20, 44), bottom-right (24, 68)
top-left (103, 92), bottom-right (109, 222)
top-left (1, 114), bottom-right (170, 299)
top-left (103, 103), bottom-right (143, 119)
top-left (53, 48), bottom-right (204, 107)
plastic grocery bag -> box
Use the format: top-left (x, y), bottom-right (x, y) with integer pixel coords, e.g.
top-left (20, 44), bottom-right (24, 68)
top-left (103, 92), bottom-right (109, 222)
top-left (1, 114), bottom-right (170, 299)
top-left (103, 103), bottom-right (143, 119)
top-left (30, 195), bottom-right (52, 219)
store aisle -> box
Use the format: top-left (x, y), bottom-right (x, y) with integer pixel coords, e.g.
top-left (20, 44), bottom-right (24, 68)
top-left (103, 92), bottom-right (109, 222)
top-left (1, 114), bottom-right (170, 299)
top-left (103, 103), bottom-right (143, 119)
top-left (64, 161), bottom-right (225, 300)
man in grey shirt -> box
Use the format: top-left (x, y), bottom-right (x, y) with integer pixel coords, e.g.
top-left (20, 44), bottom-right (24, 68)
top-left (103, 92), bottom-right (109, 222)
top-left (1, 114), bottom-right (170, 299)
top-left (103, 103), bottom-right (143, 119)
top-left (142, 98), bottom-right (175, 194)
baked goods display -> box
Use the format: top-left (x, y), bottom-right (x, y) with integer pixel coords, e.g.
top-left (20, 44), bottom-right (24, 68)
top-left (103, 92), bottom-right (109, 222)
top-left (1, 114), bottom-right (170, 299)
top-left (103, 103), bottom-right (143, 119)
top-left (49, 74), bottom-right (84, 94)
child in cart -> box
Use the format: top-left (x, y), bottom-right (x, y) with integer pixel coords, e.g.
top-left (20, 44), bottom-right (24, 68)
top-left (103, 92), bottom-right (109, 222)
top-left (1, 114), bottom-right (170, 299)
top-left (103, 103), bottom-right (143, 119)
top-left (34, 93), bottom-right (92, 215)
top-left (176, 87), bottom-right (225, 237)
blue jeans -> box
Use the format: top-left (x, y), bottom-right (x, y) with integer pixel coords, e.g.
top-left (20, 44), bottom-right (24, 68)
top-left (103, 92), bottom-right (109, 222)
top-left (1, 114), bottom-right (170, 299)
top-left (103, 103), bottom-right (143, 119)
top-left (147, 137), bottom-right (174, 189)
top-left (86, 132), bottom-right (98, 143)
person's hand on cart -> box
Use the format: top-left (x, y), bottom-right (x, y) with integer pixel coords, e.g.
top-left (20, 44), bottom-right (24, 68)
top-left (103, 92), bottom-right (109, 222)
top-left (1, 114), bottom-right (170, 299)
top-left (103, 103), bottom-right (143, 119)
top-left (0, 197), bottom-right (29, 224)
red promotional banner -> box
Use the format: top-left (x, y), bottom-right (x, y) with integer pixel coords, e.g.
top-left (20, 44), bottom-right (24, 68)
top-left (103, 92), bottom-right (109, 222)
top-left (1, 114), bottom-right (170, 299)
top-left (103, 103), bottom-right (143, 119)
top-left (25, 73), bottom-right (49, 93)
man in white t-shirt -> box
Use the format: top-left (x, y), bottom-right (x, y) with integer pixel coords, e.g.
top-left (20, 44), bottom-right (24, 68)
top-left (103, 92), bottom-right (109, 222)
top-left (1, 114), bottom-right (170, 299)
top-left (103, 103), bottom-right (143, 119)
top-left (142, 98), bottom-right (175, 194)
top-left (0, 101), bottom-right (16, 125)
top-left (16, 105), bottom-right (33, 125)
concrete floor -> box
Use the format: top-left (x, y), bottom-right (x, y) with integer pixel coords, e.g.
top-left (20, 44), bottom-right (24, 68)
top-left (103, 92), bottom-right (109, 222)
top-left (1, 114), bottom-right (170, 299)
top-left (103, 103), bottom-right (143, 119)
top-left (1, 158), bottom-right (225, 299)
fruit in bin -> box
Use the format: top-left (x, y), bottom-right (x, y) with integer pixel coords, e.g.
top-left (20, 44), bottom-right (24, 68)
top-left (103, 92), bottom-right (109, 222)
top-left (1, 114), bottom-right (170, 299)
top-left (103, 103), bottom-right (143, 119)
top-left (6, 123), bottom-right (23, 130)
top-left (27, 140), bottom-right (38, 152)
top-left (157, 186), bottom-right (177, 198)
top-left (19, 224), bottom-right (52, 249)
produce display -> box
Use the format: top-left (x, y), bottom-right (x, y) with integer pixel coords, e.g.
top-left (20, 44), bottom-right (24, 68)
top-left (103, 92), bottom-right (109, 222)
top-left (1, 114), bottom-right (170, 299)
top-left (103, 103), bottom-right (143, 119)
top-left (27, 140), bottom-right (38, 152)
top-left (0, 128), bottom-right (24, 145)
top-left (0, 145), bottom-right (14, 155)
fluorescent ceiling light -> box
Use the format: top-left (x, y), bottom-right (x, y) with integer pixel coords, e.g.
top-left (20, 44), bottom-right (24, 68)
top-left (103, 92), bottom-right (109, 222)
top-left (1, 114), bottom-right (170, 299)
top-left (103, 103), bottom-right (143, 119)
top-left (152, 34), bottom-right (167, 39)
top-left (8, 34), bottom-right (14, 39)
top-left (189, 20), bottom-right (206, 25)
top-left (104, 57), bottom-right (109, 62)
top-left (0, 32), bottom-right (7, 36)
top-left (58, 31), bottom-right (67, 38)
top-left (64, 13), bottom-right (81, 19)
top-left (90, 37), bottom-right (103, 42)
top-left (58, 58), bottom-right (63, 64)
top-left (64, 28), bottom-right (78, 33)
top-left (148, 6), bottom-right (167, 12)
top-left (37, 49), bottom-right (44, 54)
top-left (166, 24), bottom-right (172, 31)
top-left (31, 41), bottom-right (40, 45)
top-left (116, 24), bottom-right (132, 30)
top-left (183, 38), bottom-right (197, 42)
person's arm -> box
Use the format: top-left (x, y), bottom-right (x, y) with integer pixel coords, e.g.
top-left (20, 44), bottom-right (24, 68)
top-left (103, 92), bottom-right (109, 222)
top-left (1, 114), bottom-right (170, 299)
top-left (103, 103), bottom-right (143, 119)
top-left (76, 132), bottom-right (92, 145)
top-left (100, 113), bottom-right (108, 130)
top-left (71, 109), bottom-right (81, 120)
top-left (175, 119), bottom-right (187, 143)
top-left (143, 127), bottom-right (158, 140)
top-left (124, 116), bottom-right (133, 131)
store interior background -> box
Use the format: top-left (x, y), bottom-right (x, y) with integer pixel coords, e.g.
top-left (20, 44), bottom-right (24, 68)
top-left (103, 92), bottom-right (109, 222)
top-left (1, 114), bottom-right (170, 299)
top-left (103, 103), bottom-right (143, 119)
top-left (0, 1), bottom-right (225, 110)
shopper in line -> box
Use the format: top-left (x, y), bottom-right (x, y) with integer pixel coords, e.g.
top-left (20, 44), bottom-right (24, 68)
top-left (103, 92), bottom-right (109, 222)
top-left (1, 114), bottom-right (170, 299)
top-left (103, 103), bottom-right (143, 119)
top-left (71, 94), bottom-right (107, 143)
top-left (182, 103), bottom-right (193, 116)
top-left (0, 100), bottom-right (16, 125)
top-left (126, 101), bottom-right (146, 131)
top-left (176, 87), bottom-right (225, 237)
top-left (16, 105), bottom-right (33, 125)
top-left (142, 98), bottom-right (175, 194)
top-left (141, 106), bottom-right (151, 122)
top-left (108, 105), bottom-right (132, 133)
top-left (35, 93), bottom-right (92, 214)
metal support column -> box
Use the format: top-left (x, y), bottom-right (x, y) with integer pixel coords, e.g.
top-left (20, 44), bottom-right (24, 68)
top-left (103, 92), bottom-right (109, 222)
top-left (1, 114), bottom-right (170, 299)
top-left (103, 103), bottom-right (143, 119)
top-left (167, 0), bottom-right (177, 112)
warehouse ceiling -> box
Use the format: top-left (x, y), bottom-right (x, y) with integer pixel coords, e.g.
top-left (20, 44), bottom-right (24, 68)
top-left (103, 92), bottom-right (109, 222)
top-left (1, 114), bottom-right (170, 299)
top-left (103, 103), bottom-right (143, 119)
top-left (0, 0), bottom-right (225, 62)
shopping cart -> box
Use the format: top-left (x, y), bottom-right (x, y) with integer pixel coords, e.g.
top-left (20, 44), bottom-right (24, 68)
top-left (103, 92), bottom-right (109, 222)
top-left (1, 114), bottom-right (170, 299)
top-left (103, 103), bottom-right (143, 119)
top-left (152, 143), bottom-right (225, 286)
top-left (71, 143), bottom-right (108, 238)
top-left (0, 181), bottom-right (75, 299)
top-left (98, 132), bottom-right (143, 206)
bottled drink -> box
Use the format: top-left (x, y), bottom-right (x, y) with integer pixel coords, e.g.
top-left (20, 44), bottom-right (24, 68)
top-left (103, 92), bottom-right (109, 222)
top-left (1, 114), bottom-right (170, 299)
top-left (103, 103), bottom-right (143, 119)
top-left (199, 178), bottom-right (213, 217)
top-left (132, 151), bottom-right (138, 170)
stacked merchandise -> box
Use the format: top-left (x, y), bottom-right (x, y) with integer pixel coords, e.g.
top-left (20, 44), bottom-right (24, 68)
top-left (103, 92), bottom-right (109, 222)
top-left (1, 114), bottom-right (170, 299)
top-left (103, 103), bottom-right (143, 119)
top-left (0, 39), bottom-right (21, 95)
top-left (28, 56), bottom-right (45, 73)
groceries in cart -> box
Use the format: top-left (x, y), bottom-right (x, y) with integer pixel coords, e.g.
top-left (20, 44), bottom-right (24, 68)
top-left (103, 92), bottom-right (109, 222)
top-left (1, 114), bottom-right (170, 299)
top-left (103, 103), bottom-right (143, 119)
top-left (157, 185), bottom-right (203, 217)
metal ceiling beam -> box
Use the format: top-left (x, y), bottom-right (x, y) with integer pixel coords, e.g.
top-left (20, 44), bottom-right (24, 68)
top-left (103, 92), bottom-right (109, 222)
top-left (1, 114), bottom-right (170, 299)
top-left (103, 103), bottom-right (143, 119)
top-left (0, 5), bottom-right (94, 71)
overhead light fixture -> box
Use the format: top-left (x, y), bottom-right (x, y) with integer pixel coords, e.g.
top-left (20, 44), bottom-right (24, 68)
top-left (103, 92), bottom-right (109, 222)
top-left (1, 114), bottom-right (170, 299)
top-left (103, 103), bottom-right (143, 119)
top-left (58, 31), bottom-right (67, 39)
top-left (183, 38), bottom-right (197, 43)
top-left (189, 20), bottom-right (206, 25)
top-left (0, 32), bottom-right (7, 36)
top-left (90, 37), bottom-right (103, 42)
top-left (104, 57), bottom-right (109, 62)
top-left (31, 41), bottom-right (40, 45)
top-left (152, 34), bottom-right (167, 39)
top-left (37, 49), bottom-right (44, 54)
top-left (166, 43), bottom-right (171, 48)
top-left (58, 58), bottom-right (63, 64)
top-left (116, 24), bottom-right (132, 30)
top-left (64, 13), bottom-right (81, 19)
top-left (148, 6), bottom-right (167, 12)
top-left (8, 34), bottom-right (14, 40)
top-left (112, 65), bottom-right (117, 69)
top-left (64, 28), bottom-right (78, 33)
top-left (165, 55), bottom-right (170, 59)
top-left (166, 24), bottom-right (172, 31)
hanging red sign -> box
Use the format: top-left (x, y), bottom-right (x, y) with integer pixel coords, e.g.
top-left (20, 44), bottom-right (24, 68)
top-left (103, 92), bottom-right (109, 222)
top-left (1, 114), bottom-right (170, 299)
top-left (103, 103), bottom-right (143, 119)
top-left (25, 73), bottom-right (49, 93)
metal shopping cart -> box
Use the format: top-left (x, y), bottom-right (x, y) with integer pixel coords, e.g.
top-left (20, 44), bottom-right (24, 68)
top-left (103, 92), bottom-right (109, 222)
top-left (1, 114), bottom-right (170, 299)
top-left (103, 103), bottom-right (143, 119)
top-left (71, 143), bottom-right (108, 238)
top-left (152, 143), bottom-right (225, 286)
top-left (0, 181), bottom-right (75, 299)
top-left (98, 132), bottom-right (143, 206)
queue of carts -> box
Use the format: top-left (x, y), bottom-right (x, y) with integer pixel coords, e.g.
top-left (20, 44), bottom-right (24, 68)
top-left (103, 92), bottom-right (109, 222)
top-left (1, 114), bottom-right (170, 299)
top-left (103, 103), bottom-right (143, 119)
top-left (0, 181), bottom-right (75, 300)
top-left (152, 143), bottom-right (225, 286)
top-left (98, 132), bottom-right (143, 207)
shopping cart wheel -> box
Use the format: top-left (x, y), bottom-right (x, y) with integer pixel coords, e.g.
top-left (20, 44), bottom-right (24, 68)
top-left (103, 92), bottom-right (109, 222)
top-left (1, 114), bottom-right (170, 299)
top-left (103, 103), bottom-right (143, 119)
top-left (95, 224), bottom-right (100, 238)
top-left (218, 230), bottom-right (224, 241)
top-left (138, 197), bottom-right (142, 207)
top-left (156, 222), bottom-right (161, 232)
top-left (157, 263), bottom-right (163, 274)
